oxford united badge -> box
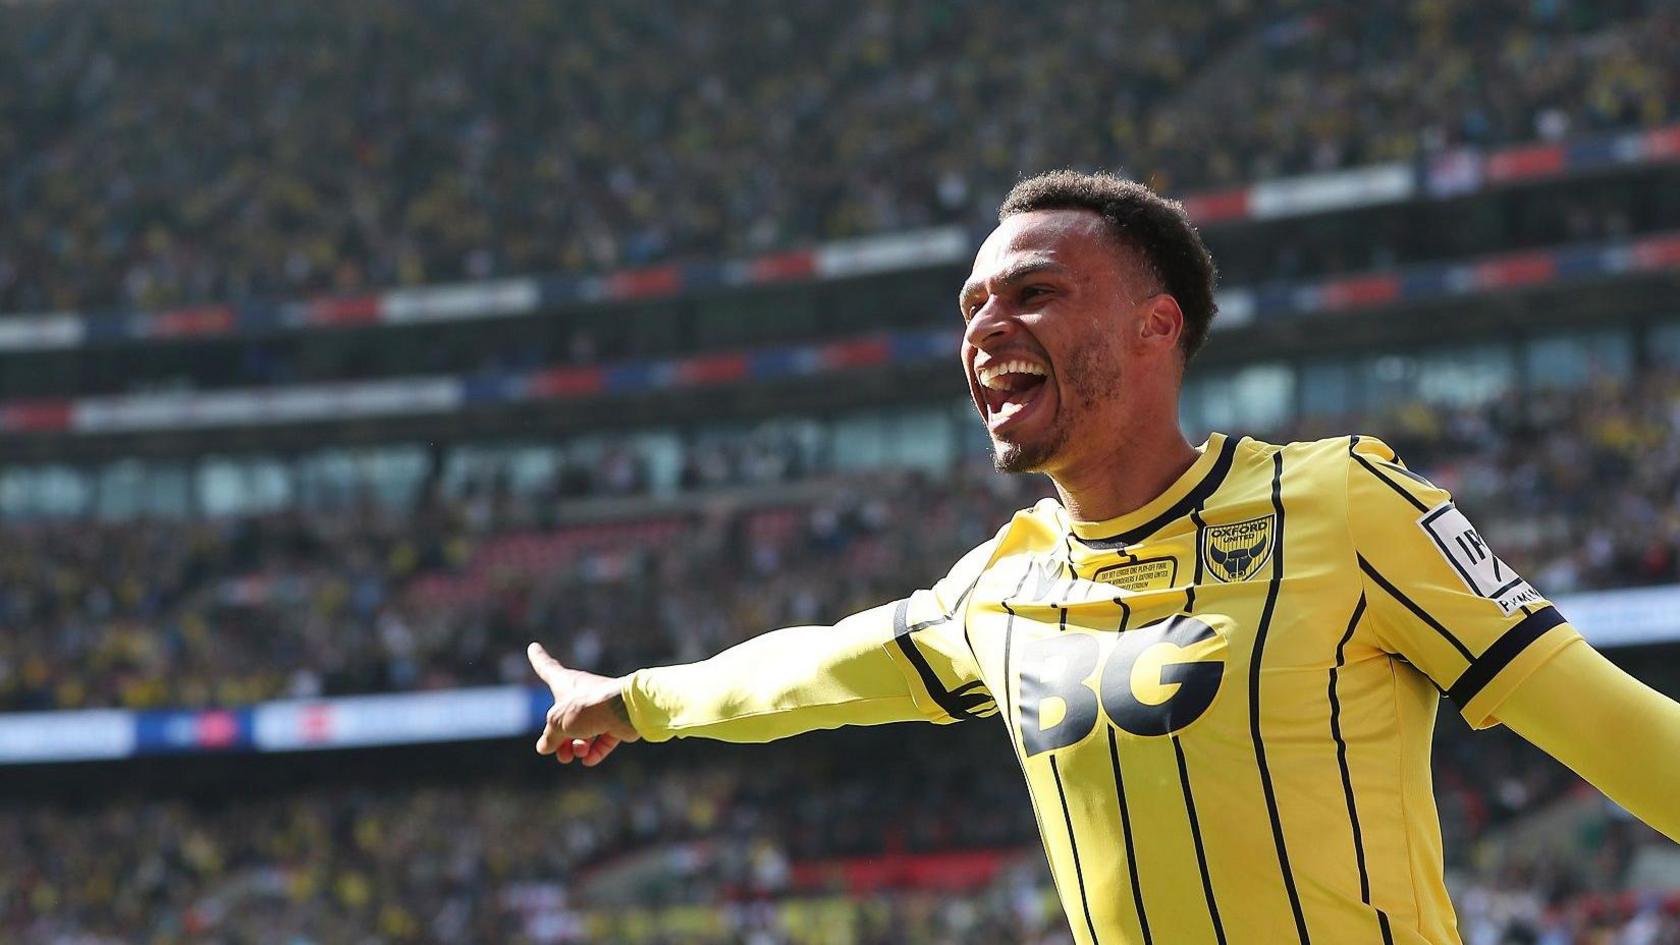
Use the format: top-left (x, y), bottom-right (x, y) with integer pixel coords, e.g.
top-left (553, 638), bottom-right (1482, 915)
top-left (1201, 514), bottom-right (1276, 583)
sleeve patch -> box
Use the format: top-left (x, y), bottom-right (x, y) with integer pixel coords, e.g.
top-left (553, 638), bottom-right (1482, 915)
top-left (1416, 501), bottom-right (1541, 615)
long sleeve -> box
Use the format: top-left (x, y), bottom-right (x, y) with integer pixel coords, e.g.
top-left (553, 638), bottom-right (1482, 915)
top-left (620, 529), bottom-right (1004, 743)
top-left (1493, 637), bottom-right (1680, 841)
top-left (1346, 435), bottom-right (1580, 726)
top-left (621, 603), bottom-right (933, 743)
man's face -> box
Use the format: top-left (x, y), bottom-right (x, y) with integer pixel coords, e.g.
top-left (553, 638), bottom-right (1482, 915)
top-left (958, 210), bottom-right (1152, 474)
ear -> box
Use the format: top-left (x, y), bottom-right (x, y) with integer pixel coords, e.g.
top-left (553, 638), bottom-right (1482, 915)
top-left (1137, 293), bottom-right (1184, 356)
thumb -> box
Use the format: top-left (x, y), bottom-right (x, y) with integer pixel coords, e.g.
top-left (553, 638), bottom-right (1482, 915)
top-left (527, 641), bottom-right (568, 685)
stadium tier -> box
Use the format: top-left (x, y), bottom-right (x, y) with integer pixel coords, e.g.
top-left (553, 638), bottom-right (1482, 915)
top-left (1, 0), bottom-right (1675, 313)
top-left (7, 367), bottom-right (1680, 717)
top-left (1, 120), bottom-right (1677, 357)
top-left (4, 701), bottom-right (1677, 943)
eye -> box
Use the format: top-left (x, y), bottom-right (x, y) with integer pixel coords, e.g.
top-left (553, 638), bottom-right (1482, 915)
top-left (1020, 284), bottom-right (1051, 302)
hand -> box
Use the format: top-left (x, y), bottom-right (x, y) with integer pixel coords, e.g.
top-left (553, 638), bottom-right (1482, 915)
top-left (527, 642), bottom-right (640, 767)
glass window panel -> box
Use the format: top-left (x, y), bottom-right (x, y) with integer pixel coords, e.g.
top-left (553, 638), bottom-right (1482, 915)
top-left (0, 465), bottom-right (92, 520)
top-left (1230, 363), bottom-right (1295, 429)
top-left (1414, 345), bottom-right (1516, 406)
top-left (297, 450), bottom-right (359, 511)
top-left (1648, 320), bottom-right (1680, 368)
top-left (1524, 330), bottom-right (1634, 389)
top-left (198, 456), bottom-right (291, 517)
top-left (1179, 378), bottom-right (1211, 440)
top-left (142, 463), bottom-right (191, 519)
top-left (771, 418), bottom-right (824, 480)
top-left (1181, 362), bottom-right (1294, 434)
top-left (0, 468), bottom-right (26, 518)
top-left (248, 460), bottom-right (292, 513)
top-left (1301, 361), bottom-right (1356, 417)
top-left (507, 445), bottom-right (564, 494)
top-left (1364, 345), bottom-right (1515, 409)
top-left (618, 432), bottom-right (680, 494)
top-left (832, 412), bottom-right (888, 471)
top-left (39, 466), bottom-right (91, 517)
top-left (889, 408), bottom-right (956, 472)
top-left (197, 460), bottom-right (246, 517)
top-left (951, 398), bottom-right (992, 460)
top-left (360, 445), bottom-right (428, 508)
top-left (440, 445), bottom-right (490, 497)
top-left (96, 459), bottom-right (149, 521)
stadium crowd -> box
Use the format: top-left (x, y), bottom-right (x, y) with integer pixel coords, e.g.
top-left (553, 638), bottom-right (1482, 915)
top-left (11, 367), bottom-right (1680, 713)
top-left (4, 385), bottom-right (1680, 941)
top-left (4, 717), bottom-right (1677, 945)
top-left (6, 364), bottom-right (1679, 943)
top-left (0, 733), bottom-right (1065, 945)
top-left (4, 705), bottom-right (1676, 943)
top-left (2, 0), bottom-right (1675, 313)
top-left (3, 359), bottom-right (1680, 713)
top-left (7, 2), bottom-right (1680, 941)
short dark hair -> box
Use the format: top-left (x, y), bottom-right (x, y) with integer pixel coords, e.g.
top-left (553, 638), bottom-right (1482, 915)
top-left (998, 170), bottom-right (1218, 362)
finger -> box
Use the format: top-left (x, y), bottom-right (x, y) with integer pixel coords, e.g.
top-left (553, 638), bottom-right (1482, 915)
top-left (560, 737), bottom-right (593, 763)
top-left (555, 738), bottom-right (576, 764)
top-left (527, 642), bottom-right (568, 686)
top-left (535, 723), bottom-right (558, 755)
top-left (537, 727), bottom-right (566, 756)
top-left (535, 706), bottom-right (565, 755)
top-left (580, 734), bottom-right (621, 767)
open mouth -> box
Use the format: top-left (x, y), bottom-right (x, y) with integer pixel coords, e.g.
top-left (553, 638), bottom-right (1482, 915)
top-left (975, 358), bottom-right (1052, 433)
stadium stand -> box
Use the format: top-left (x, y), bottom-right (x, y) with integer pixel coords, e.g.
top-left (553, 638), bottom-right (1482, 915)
top-left (1, 0), bottom-right (1675, 312)
top-left (5, 2), bottom-right (1680, 943)
top-left (9, 369), bottom-right (1680, 712)
top-left (4, 694), bottom-right (1676, 943)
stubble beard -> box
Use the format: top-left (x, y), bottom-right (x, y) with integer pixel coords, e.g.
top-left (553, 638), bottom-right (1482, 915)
top-left (992, 424), bottom-right (1067, 474)
top-left (989, 345), bottom-right (1109, 475)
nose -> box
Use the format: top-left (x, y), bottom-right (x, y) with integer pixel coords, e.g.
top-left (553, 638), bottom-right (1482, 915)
top-left (963, 297), bottom-right (1018, 352)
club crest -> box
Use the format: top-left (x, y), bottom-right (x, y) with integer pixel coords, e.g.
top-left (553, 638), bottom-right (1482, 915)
top-left (1200, 514), bottom-right (1276, 583)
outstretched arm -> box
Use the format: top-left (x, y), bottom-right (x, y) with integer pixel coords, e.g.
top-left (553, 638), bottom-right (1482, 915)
top-left (621, 602), bottom-right (945, 744)
top-left (529, 599), bottom-right (981, 764)
top-left (529, 532), bottom-right (1003, 765)
top-left (1494, 638), bottom-right (1680, 841)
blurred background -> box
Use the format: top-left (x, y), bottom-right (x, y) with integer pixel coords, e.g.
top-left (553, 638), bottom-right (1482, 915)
top-left (2, 0), bottom-right (1679, 942)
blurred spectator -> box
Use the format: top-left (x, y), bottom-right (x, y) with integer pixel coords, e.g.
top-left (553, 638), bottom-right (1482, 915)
top-left (0, 0), bottom-right (1675, 313)
top-left (14, 368), bottom-right (1680, 711)
top-left (2, 376), bottom-right (1680, 945)
top-left (2, 686), bottom-right (1677, 943)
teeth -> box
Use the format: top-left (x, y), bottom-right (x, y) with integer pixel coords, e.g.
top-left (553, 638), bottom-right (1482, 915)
top-left (976, 359), bottom-right (1048, 390)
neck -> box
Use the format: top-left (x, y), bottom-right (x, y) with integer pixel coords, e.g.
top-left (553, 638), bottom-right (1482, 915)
top-left (1048, 420), bottom-right (1200, 525)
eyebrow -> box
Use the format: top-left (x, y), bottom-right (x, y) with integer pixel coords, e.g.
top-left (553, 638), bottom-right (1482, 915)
top-left (958, 259), bottom-right (1065, 309)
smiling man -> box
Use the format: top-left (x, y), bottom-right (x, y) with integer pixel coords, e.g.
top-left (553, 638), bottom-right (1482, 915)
top-left (528, 171), bottom-right (1680, 945)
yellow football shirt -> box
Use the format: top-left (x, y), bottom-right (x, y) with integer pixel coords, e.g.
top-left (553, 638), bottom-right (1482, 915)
top-left (624, 433), bottom-right (1583, 945)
